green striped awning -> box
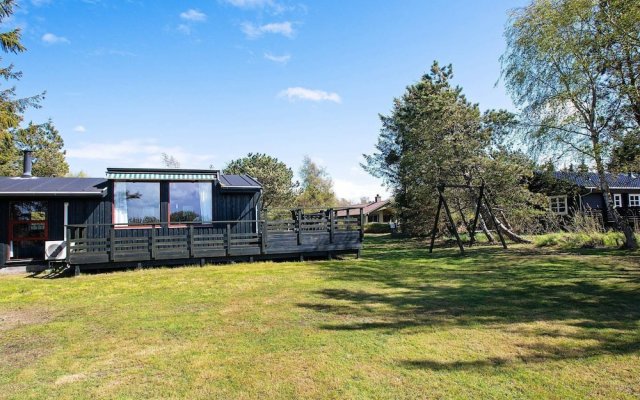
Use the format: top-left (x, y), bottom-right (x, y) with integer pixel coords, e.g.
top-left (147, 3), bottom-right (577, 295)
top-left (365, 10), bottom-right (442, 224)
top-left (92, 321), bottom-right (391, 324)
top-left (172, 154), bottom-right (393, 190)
top-left (106, 169), bottom-right (218, 181)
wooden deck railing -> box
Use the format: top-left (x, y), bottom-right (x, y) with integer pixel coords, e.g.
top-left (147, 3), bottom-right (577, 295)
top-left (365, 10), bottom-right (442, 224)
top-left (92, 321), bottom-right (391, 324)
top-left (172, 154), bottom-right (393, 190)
top-left (65, 208), bottom-right (364, 265)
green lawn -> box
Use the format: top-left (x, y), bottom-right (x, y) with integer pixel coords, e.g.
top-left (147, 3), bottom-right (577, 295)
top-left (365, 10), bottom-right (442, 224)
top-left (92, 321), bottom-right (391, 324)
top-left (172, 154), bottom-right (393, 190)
top-left (1, 236), bottom-right (639, 399)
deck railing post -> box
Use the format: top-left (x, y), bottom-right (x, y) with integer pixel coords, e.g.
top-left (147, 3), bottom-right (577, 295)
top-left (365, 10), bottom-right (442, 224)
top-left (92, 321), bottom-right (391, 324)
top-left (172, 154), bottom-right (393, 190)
top-left (189, 225), bottom-right (194, 258)
top-left (226, 223), bottom-right (232, 256)
top-left (329, 209), bottom-right (334, 244)
top-left (150, 225), bottom-right (156, 260)
top-left (346, 208), bottom-right (350, 231)
top-left (65, 226), bottom-right (71, 263)
top-left (109, 226), bottom-right (115, 262)
top-left (360, 208), bottom-right (365, 241)
top-left (296, 209), bottom-right (302, 246)
top-left (261, 220), bottom-right (268, 254)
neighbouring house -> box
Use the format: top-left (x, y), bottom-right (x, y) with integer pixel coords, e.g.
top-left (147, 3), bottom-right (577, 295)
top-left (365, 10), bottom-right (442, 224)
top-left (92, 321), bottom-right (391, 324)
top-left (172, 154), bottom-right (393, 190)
top-left (336, 194), bottom-right (396, 224)
top-left (0, 151), bottom-right (363, 272)
top-left (535, 171), bottom-right (640, 227)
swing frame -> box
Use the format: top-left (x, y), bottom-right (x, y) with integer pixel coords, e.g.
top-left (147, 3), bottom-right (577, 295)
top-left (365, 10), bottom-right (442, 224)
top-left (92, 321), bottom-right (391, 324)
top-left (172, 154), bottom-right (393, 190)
top-left (428, 181), bottom-right (507, 255)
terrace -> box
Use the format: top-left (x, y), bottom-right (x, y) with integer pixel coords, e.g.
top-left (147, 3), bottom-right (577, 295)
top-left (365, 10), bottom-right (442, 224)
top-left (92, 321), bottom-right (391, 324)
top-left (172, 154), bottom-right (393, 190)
top-left (65, 208), bottom-right (364, 270)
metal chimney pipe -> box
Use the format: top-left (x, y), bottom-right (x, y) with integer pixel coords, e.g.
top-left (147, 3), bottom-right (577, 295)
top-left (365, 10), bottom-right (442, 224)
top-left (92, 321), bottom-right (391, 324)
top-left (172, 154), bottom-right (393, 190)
top-left (22, 150), bottom-right (33, 178)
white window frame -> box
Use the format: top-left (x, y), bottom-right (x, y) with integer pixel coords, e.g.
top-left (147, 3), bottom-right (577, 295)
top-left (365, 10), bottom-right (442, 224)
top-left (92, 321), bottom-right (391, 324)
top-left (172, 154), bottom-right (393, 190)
top-left (629, 194), bottom-right (640, 207)
top-left (613, 193), bottom-right (622, 208)
top-left (549, 195), bottom-right (568, 215)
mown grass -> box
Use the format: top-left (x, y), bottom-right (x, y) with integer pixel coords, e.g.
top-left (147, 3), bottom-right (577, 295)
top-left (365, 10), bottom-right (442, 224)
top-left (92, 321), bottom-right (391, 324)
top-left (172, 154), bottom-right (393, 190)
top-left (1, 236), bottom-right (639, 399)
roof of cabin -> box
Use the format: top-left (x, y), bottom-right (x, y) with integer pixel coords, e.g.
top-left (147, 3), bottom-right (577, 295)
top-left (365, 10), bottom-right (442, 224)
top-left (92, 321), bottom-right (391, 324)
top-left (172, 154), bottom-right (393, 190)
top-left (0, 177), bottom-right (107, 197)
top-left (335, 198), bottom-right (391, 217)
top-left (552, 171), bottom-right (640, 189)
top-left (0, 169), bottom-right (262, 196)
top-left (219, 174), bottom-right (262, 190)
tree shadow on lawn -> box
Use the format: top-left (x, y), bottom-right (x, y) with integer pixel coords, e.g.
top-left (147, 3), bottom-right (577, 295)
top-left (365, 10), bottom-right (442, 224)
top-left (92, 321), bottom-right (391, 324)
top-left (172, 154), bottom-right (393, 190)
top-left (299, 236), bottom-right (640, 371)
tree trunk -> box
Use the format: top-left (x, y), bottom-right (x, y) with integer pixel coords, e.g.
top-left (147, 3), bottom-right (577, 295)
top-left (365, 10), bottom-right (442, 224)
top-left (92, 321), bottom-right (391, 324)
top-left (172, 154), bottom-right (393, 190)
top-left (593, 142), bottom-right (638, 250)
top-left (481, 206), bottom-right (531, 244)
top-left (479, 215), bottom-right (495, 243)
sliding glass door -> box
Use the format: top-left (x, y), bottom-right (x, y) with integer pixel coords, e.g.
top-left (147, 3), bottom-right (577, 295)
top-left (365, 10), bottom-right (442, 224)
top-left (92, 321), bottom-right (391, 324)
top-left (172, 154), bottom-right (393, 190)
top-left (8, 201), bottom-right (48, 260)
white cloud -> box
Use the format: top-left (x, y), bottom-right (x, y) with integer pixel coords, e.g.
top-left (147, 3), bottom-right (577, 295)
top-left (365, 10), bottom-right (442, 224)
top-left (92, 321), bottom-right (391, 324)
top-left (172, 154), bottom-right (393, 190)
top-left (66, 138), bottom-right (215, 170)
top-left (241, 21), bottom-right (294, 38)
top-left (223, 0), bottom-right (284, 12)
top-left (278, 87), bottom-right (341, 103)
top-left (177, 24), bottom-right (192, 35)
top-left (73, 125), bottom-right (86, 133)
top-left (180, 9), bottom-right (207, 22)
top-left (264, 52), bottom-right (290, 64)
top-left (41, 33), bottom-right (69, 44)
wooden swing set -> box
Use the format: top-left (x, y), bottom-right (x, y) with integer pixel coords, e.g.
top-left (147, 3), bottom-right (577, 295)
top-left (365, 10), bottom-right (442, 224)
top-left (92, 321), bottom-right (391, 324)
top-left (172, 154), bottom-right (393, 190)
top-left (428, 181), bottom-right (507, 255)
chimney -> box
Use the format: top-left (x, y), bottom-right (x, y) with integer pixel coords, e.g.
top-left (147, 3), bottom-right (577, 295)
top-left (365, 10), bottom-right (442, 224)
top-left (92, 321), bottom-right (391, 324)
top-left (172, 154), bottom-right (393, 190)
top-left (374, 194), bottom-right (381, 203)
top-left (22, 150), bottom-right (33, 178)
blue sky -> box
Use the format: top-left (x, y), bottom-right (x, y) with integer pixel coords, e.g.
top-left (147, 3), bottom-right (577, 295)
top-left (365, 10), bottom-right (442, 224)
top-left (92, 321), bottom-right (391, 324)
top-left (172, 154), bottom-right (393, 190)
top-left (7, 0), bottom-right (527, 201)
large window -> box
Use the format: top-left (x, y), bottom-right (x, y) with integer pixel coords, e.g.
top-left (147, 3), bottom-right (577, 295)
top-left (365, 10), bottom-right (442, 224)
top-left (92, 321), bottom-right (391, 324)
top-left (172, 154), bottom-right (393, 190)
top-left (630, 194), bottom-right (640, 207)
top-left (549, 195), bottom-right (568, 215)
top-left (114, 182), bottom-right (160, 224)
top-left (169, 182), bottom-right (213, 223)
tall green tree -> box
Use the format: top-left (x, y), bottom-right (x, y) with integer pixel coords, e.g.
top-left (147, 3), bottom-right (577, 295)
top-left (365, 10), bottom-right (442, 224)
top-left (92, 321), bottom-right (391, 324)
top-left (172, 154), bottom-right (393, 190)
top-left (224, 153), bottom-right (298, 209)
top-left (0, 0), bottom-right (44, 176)
top-left (364, 62), bottom-right (539, 239)
top-left (297, 156), bottom-right (337, 208)
top-left (11, 120), bottom-right (69, 177)
top-left (502, 0), bottom-right (638, 249)
top-left (608, 132), bottom-right (640, 173)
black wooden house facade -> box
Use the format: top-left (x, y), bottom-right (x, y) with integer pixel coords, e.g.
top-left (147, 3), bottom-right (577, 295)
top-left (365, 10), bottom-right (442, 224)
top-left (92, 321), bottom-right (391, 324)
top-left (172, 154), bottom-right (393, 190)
top-left (0, 158), bottom-right (363, 271)
top-left (541, 171), bottom-right (640, 228)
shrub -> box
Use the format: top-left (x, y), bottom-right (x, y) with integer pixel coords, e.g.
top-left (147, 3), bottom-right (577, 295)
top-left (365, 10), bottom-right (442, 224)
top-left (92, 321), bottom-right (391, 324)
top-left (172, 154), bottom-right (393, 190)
top-left (364, 223), bottom-right (391, 234)
top-left (533, 231), bottom-right (634, 249)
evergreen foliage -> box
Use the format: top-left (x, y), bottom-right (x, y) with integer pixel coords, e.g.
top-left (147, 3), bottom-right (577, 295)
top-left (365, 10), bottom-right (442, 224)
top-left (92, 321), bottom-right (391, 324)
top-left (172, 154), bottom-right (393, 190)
top-left (224, 153), bottom-right (298, 209)
top-left (0, 0), bottom-right (67, 177)
top-left (364, 62), bottom-right (542, 237)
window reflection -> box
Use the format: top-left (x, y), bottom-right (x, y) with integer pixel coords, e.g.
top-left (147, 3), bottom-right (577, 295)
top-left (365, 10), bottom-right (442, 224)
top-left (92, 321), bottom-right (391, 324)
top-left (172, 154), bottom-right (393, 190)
top-left (114, 182), bottom-right (161, 224)
top-left (170, 182), bottom-right (213, 223)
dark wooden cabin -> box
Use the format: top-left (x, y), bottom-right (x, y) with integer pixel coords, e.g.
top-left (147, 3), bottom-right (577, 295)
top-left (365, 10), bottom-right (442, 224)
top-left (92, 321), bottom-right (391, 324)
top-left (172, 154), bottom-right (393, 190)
top-left (537, 171), bottom-right (640, 228)
top-left (0, 154), bottom-right (363, 272)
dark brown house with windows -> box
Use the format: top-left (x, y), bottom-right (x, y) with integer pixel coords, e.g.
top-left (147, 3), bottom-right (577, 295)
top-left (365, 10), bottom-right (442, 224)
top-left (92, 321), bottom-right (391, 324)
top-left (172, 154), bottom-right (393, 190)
top-left (541, 171), bottom-right (640, 226)
top-left (336, 194), bottom-right (396, 224)
top-left (0, 152), bottom-right (363, 272)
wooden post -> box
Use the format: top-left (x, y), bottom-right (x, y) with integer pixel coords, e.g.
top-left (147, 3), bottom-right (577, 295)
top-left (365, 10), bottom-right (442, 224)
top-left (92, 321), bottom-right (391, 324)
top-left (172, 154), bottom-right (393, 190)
top-left (429, 197), bottom-right (443, 253)
top-left (109, 226), bottom-right (116, 262)
top-left (482, 191), bottom-right (508, 249)
top-left (150, 225), bottom-right (156, 260)
top-left (226, 223), bottom-right (232, 256)
top-left (439, 187), bottom-right (465, 255)
top-left (74, 265), bottom-right (81, 277)
top-left (469, 183), bottom-right (484, 246)
top-left (261, 220), bottom-right (268, 254)
top-left (189, 225), bottom-right (194, 258)
top-left (65, 226), bottom-right (71, 263)
top-left (346, 208), bottom-right (350, 231)
top-left (329, 209), bottom-right (335, 244)
top-left (296, 209), bottom-right (302, 246)
top-left (359, 208), bottom-right (365, 241)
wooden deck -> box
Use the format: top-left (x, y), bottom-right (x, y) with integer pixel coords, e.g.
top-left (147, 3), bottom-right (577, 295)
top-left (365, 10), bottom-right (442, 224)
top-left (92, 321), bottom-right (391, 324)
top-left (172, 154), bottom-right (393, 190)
top-left (65, 212), bottom-right (364, 269)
